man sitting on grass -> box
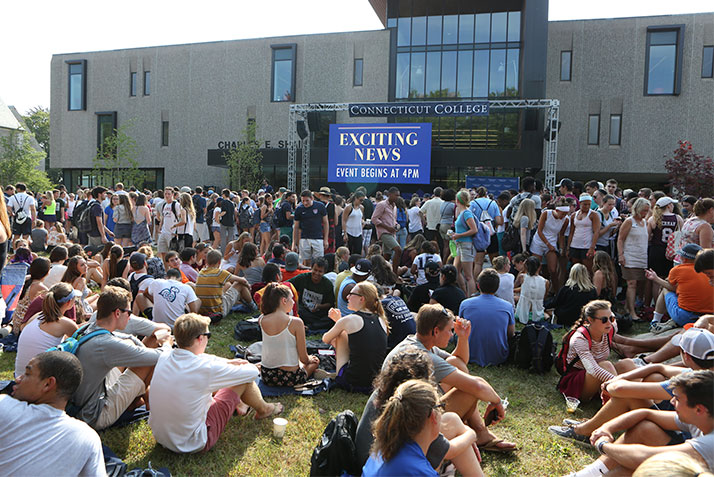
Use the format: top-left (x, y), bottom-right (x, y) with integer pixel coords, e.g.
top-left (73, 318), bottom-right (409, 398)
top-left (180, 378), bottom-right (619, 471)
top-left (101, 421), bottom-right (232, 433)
top-left (148, 313), bottom-right (282, 453)
top-left (564, 370), bottom-right (713, 477)
top-left (195, 250), bottom-right (253, 319)
top-left (0, 351), bottom-right (105, 476)
top-left (549, 328), bottom-right (714, 446)
top-left (288, 257), bottom-right (335, 331)
top-left (145, 268), bottom-right (202, 328)
top-left (383, 304), bottom-right (517, 453)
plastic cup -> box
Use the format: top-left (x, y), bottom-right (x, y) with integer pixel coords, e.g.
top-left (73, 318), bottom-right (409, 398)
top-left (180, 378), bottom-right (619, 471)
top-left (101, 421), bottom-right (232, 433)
top-left (155, 329), bottom-right (171, 342)
top-left (273, 417), bottom-right (288, 438)
top-left (565, 396), bottom-right (580, 413)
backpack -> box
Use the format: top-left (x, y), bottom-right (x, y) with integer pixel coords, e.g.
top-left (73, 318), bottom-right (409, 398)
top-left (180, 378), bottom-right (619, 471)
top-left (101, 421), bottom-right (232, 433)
top-left (471, 218), bottom-right (491, 252)
top-left (509, 193), bottom-right (533, 222)
top-left (310, 410), bottom-right (361, 477)
top-left (501, 222), bottom-right (522, 254)
top-left (77, 200), bottom-right (97, 233)
top-left (555, 325), bottom-right (615, 376)
top-left (470, 199), bottom-right (496, 236)
top-left (47, 323), bottom-right (110, 354)
top-left (515, 322), bottom-right (555, 374)
top-left (274, 202), bottom-right (287, 228)
top-left (234, 319), bottom-right (261, 342)
top-left (12, 195), bottom-right (29, 224)
top-left (129, 274), bottom-right (152, 302)
top-left (238, 205), bottom-right (253, 229)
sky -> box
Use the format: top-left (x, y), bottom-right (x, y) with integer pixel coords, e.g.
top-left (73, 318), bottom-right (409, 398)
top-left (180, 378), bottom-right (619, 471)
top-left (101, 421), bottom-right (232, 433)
top-left (1, 0), bottom-right (712, 114)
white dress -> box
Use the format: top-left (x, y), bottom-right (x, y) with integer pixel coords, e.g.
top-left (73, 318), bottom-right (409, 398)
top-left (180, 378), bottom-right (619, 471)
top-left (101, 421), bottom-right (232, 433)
top-left (515, 274), bottom-right (546, 324)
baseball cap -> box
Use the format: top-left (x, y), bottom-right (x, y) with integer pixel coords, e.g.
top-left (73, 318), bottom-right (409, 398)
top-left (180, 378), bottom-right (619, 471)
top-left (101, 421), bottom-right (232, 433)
top-left (351, 259), bottom-right (372, 276)
top-left (671, 328), bottom-right (714, 360)
top-left (425, 260), bottom-right (441, 276)
top-left (279, 187), bottom-right (287, 193)
top-left (129, 252), bottom-right (147, 269)
top-left (180, 186), bottom-right (191, 194)
top-left (285, 252), bottom-right (299, 272)
top-left (679, 243), bottom-right (702, 261)
top-left (656, 197), bottom-right (678, 208)
top-left (557, 178), bottom-right (574, 189)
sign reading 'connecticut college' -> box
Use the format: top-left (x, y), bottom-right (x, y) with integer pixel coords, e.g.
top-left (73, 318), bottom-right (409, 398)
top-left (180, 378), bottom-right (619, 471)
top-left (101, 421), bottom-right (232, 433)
top-left (348, 101), bottom-right (489, 117)
top-left (328, 123), bottom-right (431, 184)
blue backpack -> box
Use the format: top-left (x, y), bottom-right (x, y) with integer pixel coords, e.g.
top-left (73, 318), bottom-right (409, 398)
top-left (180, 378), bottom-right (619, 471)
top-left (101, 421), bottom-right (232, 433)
top-left (471, 219), bottom-right (491, 251)
top-left (47, 323), bottom-right (110, 354)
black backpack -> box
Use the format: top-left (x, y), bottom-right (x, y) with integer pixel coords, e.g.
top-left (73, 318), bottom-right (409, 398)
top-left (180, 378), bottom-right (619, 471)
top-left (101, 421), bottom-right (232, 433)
top-left (233, 319), bottom-right (261, 342)
top-left (77, 200), bottom-right (96, 233)
top-left (515, 322), bottom-right (555, 374)
top-left (129, 274), bottom-right (152, 303)
top-left (501, 223), bottom-right (522, 253)
top-left (310, 410), bottom-right (361, 477)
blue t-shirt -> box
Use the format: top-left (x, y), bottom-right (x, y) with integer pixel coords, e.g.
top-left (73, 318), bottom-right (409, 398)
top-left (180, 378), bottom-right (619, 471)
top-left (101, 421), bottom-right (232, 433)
top-left (454, 209), bottom-right (475, 243)
top-left (459, 294), bottom-right (515, 366)
top-left (381, 295), bottom-right (416, 349)
top-left (294, 201), bottom-right (327, 239)
top-left (193, 195), bottom-right (207, 223)
top-left (470, 198), bottom-right (501, 221)
top-left (338, 277), bottom-right (356, 316)
top-left (104, 205), bottom-right (115, 233)
top-left (362, 440), bottom-right (438, 477)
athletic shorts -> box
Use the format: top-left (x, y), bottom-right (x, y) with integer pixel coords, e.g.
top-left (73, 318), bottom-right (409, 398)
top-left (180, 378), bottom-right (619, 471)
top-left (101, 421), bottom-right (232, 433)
top-left (569, 247), bottom-right (589, 260)
top-left (12, 219), bottom-right (31, 236)
top-left (664, 292), bottom-right (700, 326)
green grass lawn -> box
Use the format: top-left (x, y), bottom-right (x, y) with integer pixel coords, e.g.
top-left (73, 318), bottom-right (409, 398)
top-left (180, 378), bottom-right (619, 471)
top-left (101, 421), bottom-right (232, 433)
top-left (1, 315), bottom-right (649, 476)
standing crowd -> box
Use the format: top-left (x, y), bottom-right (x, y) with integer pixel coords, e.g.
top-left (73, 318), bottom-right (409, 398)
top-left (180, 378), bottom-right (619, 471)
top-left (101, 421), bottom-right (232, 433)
top-left (0, 177), bottom-right (712, 477)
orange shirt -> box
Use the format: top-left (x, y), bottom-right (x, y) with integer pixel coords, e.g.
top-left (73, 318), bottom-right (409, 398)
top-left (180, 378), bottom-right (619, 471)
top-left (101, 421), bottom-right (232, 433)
top-left (253, 281), bottom-right (299, 315)
top-left (668, 263), bottom-right (714, 314)
top-left (280, 268), bottom-right (310, 281)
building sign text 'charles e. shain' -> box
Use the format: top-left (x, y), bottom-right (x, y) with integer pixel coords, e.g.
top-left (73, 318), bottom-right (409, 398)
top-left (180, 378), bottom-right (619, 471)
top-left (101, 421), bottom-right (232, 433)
top-left (348, 101), bottom-right (489, 117)
top-left (328, 123), bottom-right (431, 184)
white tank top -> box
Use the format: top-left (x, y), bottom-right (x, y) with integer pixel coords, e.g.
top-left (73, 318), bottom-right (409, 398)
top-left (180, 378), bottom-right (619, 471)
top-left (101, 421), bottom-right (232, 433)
top-left (622, 217), bottom-right (648, 269)
top-left (532, 210), bottom-right (566, 249)
top-left (15, 316), bottom-right (62, 378)
top-left (345, 205), bottom-right (363, 237)
top-left (260, 317), bottom-right (299, 368)
top-left (515, 275), bottom-right (546, 324)
top-left (570, 209), bottom-right (595, 249)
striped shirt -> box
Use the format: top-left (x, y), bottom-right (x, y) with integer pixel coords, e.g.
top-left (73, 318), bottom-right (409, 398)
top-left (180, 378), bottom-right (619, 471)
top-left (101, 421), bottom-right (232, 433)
top-left (566, 326), bottom-right (616, 382)
top-left (195, 267), bottom-right (231, 314)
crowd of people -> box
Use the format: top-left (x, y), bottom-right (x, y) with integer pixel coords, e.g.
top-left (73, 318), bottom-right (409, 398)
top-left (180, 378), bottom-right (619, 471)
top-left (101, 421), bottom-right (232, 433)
top-left (0, 176), bottom-right (712, 476)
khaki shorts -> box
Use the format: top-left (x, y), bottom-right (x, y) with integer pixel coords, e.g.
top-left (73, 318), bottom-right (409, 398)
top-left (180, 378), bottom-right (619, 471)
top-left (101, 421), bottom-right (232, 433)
top-left (380, 233), bottom-right (399, 254)
top-left (299, 238), bottom-right (324, 263)
top-left (157, 233), bottom-right (173, 253)
top-left (222, 285), bottom-right (241, 317)
top-left (622, 267), bottom-right (645, 281)
top-left (457, 241), bottom-right (476, 262)
top-left (94, 368), bottom-right (146, 430)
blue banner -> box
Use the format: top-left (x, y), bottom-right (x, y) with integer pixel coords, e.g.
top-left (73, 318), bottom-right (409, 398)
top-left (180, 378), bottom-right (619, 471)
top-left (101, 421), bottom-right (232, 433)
top-left (348, 101), bottom-right (489, 117)
top-left (465, 176), bottom-right (520, 195)
top-left (328, 123), bottom-right (431, 184)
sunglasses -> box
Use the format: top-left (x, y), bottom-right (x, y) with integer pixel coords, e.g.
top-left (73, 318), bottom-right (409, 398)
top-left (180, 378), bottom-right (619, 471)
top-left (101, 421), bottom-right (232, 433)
top-left (119, 308), bottom-right (131, 315)
top-left (198, 332), bottom-right (212, 339)
top-left (347, 292), bottom-right (362, 298)
top-left (594, 315), bottom-right (616, 324)
top-left (433, 402), bottom-right (446, 412)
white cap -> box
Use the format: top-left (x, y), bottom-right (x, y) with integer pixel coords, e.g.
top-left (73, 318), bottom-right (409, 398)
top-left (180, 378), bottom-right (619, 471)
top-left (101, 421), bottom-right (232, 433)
top-left (656, 197), bottom-right (678, 208)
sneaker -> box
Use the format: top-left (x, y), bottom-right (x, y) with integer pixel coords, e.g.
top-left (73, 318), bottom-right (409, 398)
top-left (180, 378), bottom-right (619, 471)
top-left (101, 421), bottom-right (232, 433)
top-left (651, 320), bottom-right (678, 335)
top-left (649, 320), bottom-right (661, 331)
top-left (548, 425), bottom-right (590, 446)
top-left (562, 418), bottom-right (586, 427)
top-left (313, 368), bottom-right (336, 380)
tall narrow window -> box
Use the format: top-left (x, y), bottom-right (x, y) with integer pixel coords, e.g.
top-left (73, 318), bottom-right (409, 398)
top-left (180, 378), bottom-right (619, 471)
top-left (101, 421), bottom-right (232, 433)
top-left (354, 58), bottom-right (363, 86)
top-left (96, 112), bottom-right (117, 151)
top-left (144, 71), bottom-right (151, 95)
top-left (130, 72), bottom-right (137, 96)
top-left (609, 114), bottom-right (622, 145)
top-left (560, 51), bottom-right (572, 81)
top-left (271, 44), bottom-right (296, 102)
top-left (588, 114), bottom-right (600, 145)
top-left (67, 60), bottom-right (87, 111)
top-left (645, 26), bottom-right (684, 95)
top-left (161, 121), bottom-right (169, 147)
top-left (702, 46), bottom-right (714, 78)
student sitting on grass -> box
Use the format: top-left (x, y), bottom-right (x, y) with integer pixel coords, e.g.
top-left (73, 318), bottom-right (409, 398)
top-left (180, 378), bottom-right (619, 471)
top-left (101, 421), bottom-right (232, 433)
top-left (384, 304), bottom-right (516, 452)
top-left (550, 328), bottom-right (714, 446)
top-left (563, 370), bottom-right (713, 477)
top-left (551, 264), bottom-right (598, 326)
top-left (195, 250), bottom-right (253, 319)
top-left (514, 256), bottom-right (548, 324)
top-left (258, 283), bottom-right (320, 386)
top-left (322, 281), bottom-right (388, 394)
top-left (149, 313), bottom-right (282, 453)
top-left (356, 349), bottom-right (483, 476)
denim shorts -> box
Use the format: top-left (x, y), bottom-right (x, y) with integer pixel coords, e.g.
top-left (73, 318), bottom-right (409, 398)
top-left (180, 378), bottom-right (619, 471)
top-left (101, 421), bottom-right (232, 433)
top-left (259, 222), bottom-right (271, 233)
top-left (664, 292), bottom-right (700, 326)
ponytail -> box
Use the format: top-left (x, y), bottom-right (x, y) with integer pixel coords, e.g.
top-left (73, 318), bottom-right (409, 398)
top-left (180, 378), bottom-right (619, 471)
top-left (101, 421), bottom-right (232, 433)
top-left (41, 283), bottom-right (75, 323)
top-left (108, 245), bottom-right (123, 280)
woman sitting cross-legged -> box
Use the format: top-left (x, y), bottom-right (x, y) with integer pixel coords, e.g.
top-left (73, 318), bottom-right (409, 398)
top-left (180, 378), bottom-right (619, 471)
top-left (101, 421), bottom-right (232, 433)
top-left (322, 281), bottom-right (388, 394)
top-left (362, 379), bottom-right (457, 477)
top-left (258, 283), bottom-right (320, 387)
top-left (356, 349), bottom-right (483, 477)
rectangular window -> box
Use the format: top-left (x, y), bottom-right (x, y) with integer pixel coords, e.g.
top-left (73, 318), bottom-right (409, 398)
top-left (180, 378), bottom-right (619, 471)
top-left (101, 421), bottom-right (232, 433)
top-left (560, 51), bottom-right (572, 81)
top-left (130, 72), bottom-right (137, 96)
top-left (161, 121), bottom-right (169, 147)
top-left (609, 114), bottom-right (621, 145)
top-left (96, 112), bottom-right (117, 151)
top-left (354, 58), bottom-right (363, 86)
top-left (67, 60), bottom-right (87, 111)
top-left (271, 44), bottom-right (296, 102)
top-left (702, 46), bottom-right (714, 78)
top-left (645, 26), bottom-right (684, 95)
top-left (144, 71), bottom-right (151, 95)
top-left (588, 114), bottom-right (600, 145)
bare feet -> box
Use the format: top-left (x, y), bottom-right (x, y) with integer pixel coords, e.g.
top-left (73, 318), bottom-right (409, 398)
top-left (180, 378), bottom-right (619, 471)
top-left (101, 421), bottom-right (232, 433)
top-left (254, 402), bottom-right (284, 420)
top-left (235, 399), bottom-right (250, 416)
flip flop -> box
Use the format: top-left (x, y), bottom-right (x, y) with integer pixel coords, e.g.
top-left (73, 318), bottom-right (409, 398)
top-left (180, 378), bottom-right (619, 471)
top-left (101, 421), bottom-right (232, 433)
top-left (478, 438), bottom-right (517, 453)
top-left (254, 402), bottom-right (284, 420)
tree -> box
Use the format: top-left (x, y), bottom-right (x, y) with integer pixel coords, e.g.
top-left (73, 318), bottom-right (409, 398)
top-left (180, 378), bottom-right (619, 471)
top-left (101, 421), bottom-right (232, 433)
top-left (22, 106), bottom-right (49, 158)
top-left (92, 120), bottom-right (145, 188)
top-left (223, 121), bottom-right (264, 191)
top-left (0, 130), bottom-right (53, 191)
top-left (664, 140), bottom-right (714, 198)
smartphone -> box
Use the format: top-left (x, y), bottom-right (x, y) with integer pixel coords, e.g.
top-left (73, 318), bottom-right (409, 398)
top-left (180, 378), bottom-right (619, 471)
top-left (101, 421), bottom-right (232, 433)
top-left (484, 398), bottom-right (509, 426)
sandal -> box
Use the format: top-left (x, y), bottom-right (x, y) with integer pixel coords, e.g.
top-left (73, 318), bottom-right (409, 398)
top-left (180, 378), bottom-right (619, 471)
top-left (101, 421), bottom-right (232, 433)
top-left (254, 402), bottom-right (284, 420)
top-left (478, 437), bottom-right (517, 453)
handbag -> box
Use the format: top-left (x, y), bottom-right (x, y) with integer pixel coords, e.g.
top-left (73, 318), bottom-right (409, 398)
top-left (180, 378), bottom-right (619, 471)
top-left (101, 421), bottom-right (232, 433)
top-left (169, 233), bottom-right (185, 253)
top-left (665, 229), bottom-right (682, 261)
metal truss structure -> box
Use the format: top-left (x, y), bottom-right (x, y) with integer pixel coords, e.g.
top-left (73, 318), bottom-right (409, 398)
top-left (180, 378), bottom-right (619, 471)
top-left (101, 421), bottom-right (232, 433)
top-left (287, 99), bottom-right (559, 192)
